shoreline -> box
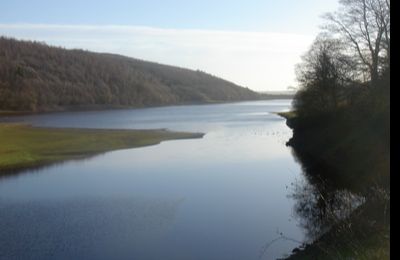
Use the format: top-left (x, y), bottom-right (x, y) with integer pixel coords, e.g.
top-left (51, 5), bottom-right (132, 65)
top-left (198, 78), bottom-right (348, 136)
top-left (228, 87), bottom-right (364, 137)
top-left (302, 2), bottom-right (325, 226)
top-left (0, 97), bottom-right (293, 117)
top-left (0, 123), bottom-right (204, 175)
top-left (277, 112), bottom-right (390, 260)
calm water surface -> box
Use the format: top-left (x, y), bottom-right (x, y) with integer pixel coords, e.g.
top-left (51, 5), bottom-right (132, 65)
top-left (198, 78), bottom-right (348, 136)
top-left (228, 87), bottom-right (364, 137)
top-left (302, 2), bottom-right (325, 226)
top-left (0, 100), bottom-right (306, 260)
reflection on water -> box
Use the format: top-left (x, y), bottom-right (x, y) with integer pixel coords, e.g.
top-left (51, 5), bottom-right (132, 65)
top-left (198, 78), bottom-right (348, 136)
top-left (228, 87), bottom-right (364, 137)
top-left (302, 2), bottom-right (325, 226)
top-left (0, 100), bottom-right (307, 260)
top-left (0, 154), bottom-right (103, 180)
top-left (288, 178), bottom-right (364, 242)
top-left (288, 146), bottom-right (365, 243)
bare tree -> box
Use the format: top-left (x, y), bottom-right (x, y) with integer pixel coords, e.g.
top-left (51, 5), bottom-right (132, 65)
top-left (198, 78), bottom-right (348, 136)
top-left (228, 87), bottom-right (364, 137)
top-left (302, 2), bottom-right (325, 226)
top-left (323, 0), bottom-right (390, 86)
top-left (294, 36), bottom-right (357, 115)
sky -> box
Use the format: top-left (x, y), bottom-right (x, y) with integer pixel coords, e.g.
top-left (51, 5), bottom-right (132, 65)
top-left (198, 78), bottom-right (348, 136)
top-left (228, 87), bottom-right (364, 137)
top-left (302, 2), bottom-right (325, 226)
top-left (0, 0), bottom-right (339, 91)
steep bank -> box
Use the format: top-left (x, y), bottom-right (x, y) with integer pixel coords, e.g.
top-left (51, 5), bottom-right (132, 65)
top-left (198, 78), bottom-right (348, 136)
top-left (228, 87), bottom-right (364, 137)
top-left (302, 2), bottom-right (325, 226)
top-left (0, 37), bottom-right (260, 112)
top-left (278, 110), bottom-right (390, 259)
top-left (281, 109), bottom-right (389, 192)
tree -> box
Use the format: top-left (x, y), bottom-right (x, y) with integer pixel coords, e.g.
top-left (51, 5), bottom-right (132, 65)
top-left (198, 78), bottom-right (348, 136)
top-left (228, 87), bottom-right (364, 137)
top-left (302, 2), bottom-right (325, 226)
top-left (294, 36), bottom-right (356, 116)
top-left (323, 0), bottom-right (390, 87)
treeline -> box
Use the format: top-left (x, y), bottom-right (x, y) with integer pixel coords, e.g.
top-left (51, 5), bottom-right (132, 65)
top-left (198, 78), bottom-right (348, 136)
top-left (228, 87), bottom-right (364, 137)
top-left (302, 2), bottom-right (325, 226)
top-left (0, 37), bottom-right (260, 111)
top-left (288, 0), bottom-right (390, 192)
top-left (283, 1), bottom-right (390, 258)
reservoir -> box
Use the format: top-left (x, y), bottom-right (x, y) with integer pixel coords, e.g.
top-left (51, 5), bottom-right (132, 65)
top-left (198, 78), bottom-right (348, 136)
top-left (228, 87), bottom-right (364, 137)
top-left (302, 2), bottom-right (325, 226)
top-left (0, 99), bottom-right (305, 260)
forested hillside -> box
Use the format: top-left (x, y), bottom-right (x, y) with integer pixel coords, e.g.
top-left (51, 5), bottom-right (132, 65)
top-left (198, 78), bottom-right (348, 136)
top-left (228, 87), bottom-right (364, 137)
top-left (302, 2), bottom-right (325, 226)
top-left (0, 37), bottom-right (260, 111)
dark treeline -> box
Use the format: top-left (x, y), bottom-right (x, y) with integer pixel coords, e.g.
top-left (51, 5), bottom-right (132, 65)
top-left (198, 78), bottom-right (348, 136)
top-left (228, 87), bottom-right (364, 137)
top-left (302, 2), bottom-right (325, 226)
top-left (283, 0), bottom-right (389, 259)
top-left (0, 37), bottom-right (260, 111)
top-left (289, 0), bottom-right (390, 193)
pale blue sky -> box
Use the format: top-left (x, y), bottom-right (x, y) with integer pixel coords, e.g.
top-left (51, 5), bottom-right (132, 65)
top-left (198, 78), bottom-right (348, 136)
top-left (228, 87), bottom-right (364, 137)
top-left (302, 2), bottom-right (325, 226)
top-left (0, 0), bottom-right (339, 91)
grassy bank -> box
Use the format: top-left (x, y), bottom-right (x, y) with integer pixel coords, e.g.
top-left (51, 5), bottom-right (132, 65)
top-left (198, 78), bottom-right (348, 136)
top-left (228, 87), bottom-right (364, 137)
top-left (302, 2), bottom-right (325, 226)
top-left (0, 123), bottom-right (203, 174)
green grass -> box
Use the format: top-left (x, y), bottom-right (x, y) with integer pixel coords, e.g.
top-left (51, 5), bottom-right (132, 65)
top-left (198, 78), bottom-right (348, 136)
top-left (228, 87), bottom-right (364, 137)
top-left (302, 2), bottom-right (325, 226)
top-left (0, 123), bottom-right (203, 173)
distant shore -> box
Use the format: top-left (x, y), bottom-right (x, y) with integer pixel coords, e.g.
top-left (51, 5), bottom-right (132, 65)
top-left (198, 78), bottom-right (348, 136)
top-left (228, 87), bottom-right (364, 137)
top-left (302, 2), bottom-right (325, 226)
top-left (0, 97), bottom-right (292, 116)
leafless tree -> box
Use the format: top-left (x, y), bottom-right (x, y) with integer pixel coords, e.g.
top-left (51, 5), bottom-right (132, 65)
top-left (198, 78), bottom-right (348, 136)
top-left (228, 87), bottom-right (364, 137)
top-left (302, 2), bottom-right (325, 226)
top-left (323, 0), bottom-right (390, 86)
top-left (294, 36), bottom-right (357, 114)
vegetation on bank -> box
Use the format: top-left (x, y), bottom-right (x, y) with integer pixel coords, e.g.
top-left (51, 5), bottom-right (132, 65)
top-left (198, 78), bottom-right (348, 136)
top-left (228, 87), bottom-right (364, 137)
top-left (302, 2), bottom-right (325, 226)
top-left (280, 0), bottom-right (390, 259)
top-left (281, 102), bottom-right (390, 260)
top-left (282, 196), bottom-right (389, 260)
top-left (279, 116), bottom-right (390, 259)
top-left (0, 123), bottom-right (203, 174)
top-left (0, 37), bottom-right (261, 112)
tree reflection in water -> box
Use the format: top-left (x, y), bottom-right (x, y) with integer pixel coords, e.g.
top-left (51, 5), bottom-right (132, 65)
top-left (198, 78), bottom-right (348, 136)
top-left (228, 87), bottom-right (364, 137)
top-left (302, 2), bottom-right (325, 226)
top-left (288, 148), bottom-right (365, 243)
top-left (288, 177), bottom-right (364, 243)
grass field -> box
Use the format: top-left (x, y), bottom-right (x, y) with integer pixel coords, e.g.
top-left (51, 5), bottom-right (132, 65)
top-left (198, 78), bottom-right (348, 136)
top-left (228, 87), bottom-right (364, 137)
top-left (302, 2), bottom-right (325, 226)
top-left (0, 123), bottom-right (203, 173)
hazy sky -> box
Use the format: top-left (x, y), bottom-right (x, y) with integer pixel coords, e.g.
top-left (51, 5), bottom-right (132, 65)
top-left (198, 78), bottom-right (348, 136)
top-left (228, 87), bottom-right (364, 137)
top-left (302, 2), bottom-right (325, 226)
top-left (0, 0), bottom-right (339, 91)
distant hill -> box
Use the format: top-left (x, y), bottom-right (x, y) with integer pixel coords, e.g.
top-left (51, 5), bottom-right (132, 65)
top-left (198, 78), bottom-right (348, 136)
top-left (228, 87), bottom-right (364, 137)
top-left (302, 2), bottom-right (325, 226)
top-left (0, 37), bottom-right (261, 112)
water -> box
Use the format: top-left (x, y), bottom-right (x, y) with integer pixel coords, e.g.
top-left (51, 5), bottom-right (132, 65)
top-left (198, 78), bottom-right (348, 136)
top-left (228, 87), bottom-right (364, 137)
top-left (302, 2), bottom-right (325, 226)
top-left (0, 100), bottom-right (305, 260)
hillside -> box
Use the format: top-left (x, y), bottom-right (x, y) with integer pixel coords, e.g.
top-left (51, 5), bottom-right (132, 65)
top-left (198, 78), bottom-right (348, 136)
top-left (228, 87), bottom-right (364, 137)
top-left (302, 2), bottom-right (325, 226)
top-left (0, 37), bottom-right (260, 111)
